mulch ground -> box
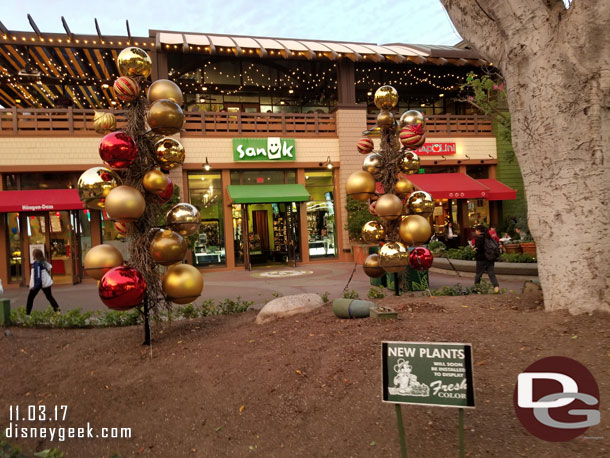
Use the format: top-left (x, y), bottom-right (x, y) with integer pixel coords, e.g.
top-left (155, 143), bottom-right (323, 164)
top-left (1, 289), bottom-right (609, 458)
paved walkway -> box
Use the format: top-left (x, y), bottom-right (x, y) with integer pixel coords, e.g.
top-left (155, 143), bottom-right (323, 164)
top-left (1, 263), bottom-right (532, 313)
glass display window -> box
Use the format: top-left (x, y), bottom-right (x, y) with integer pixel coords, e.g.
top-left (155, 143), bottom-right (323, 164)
top-left (305, 170), bottom-right (337, 258)
top-left (6, 212), bottom-right (22, 283)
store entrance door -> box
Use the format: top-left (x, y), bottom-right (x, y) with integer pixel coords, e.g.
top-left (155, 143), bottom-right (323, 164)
top-left (242, 202), bottom-right (300, 270)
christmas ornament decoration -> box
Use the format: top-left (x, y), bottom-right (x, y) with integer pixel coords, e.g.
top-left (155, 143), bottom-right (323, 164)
top-left (374, 194), bottom-right (403, 221)
top-left (99, 132), bottom-right (138, 169)
top-left (376, 110), bottom-right (395, 129)
top-left (399, 125), bottom-right (426, 149)
top-left (77, 167), bottom-right (121, 209)
top-left (379, 241), bottom-right (409, 273)
top-left (158, 177), bottom-right (174, 202)
top-left (399, 151), bottom-right (421, 175)
top-left (395, 178), bottom-right (414, 199)
top-left (363, 253), bottom-right (386, 278)
top-left (374, 85), bottom-right (399, 110)
top-left (369, 200), bottom-right (378, 216)
top-left (142, 169), bottom-right (170, 195)
top-left (162, 264), bottom-right (204, 304)
top-left (154, 137), bottom-right (185, 170)
top-left (346, 171), bottom-right (376, 201)
top-left (409, 247), bottom-right (434, 271)
top-left (407, 191), bottom-right (434, 216)
top-left (399, 215), bottom-right (432, 246)
top-left (399, 110), bottom-right (425, 128)
top-left (166, 203), bottom-right (201, 236)
top-left (147, 79), bottom-right (184, 105)
top-left (98, 266), bottom-right (147, 310)
top-left (113, 76), bottom-right (140, 102)
top-left (114, 221), bottom-right (128, 234)
top-left (357, 137), bottom-right (375, 155)
top-left (104, 185), bottom-right (146, 222)
top-left (83, 244), bottom-right (124, 280)
top-left (150, 229), bottom-right (187, 266)
top-left (362, 153), bottom-right (382, 179)
top-left (147, 99), bottom-right (184, 135)
top-left (93, 111), bottom-right (116, 134)
top-left (117, 47), bottom-right (152, 79)
top-left (361, 220), bottom-right (385, 244)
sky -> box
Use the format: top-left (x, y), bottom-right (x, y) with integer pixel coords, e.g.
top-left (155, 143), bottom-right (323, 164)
top-left (1, 0), bottom-right (462, 46)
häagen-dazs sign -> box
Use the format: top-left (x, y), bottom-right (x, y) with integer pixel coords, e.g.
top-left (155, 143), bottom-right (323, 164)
top-left (233, 138), bottom-right (296, 161)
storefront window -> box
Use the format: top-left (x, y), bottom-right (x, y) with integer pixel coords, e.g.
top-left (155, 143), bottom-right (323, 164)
top-left (188, 172), bottom-right (225, 266)
top-left (6, 213), bottom-right (22, 283)
top-left (466, 165), bottom-right (489, 179)
top-left (101, 212), bottom-right (128, 259)
top-left (467, 199), bottom-right (490, 227)
top-left (305, 170), bottom-right (337, 258)
top-left (421, 166), bottom-right (458, 174)
top-left (241, 170), bottom-right (285, 185)
top-left (20, 172), bottom-right (81, 190)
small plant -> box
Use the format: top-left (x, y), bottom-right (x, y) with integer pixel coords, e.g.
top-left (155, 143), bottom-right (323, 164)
top-left (409, 271), bottom-right (430, 292)
top-left (176, 303), bottom-right (198, 319)
top-left (271, 291), bottom-right (282, 299)
top-left (427, 240), bottom-right (447, 255)
top-left (343, 289), bottom-right (360, 299)
top-left (367, 286), bottom-right (385, 299)
top-left (430, 280), bottom-right (505, 296)
top-left (321, 291), bottom-right (330, 303)
top-left (499, 252), bottom-right (536, 263)
top-left (1, 435), bottom-right (63, 457)
top-left (445, 246), bottom-right (476, 260)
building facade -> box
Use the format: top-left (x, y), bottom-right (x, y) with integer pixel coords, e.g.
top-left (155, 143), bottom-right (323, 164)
top-left (0, 26), bottom-right (514, 287)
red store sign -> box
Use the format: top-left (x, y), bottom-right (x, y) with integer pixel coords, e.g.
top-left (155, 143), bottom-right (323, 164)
top-left (415, 143), bottom-right (456, 156)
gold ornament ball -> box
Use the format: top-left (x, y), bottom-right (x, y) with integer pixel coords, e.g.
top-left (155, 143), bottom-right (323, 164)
top-left (376, 110), bottom-right (395, 129)
top-left (375, 194), bottom-right (403, 221)
top-left (117, 47), bottom-right (152, 78)
top-left (399, 151), bottom-right (421, 175)
top-left (399, 110), bottom-right (426, 128)
top-left (407, 190), bottom-right (434, 216)
top-left (83, 244), bottom-right (123, 280)
top-left (379, 241), bottom-right (409, 273)
top-left (374, 85), bottom-right (399, 110)
top-left (104, 185), bottom-right (146, 222)
top-left (93, 111), bottom-right (116, 134)
top-left (147, 99), bottom-right (184, 135)
top-left (362, 153), bottom-right (382, 179)
top-left (363, 254), bottom-right (386, 278)
top-left (162, 264), bottom-right (204, 304)
top-left (147, 79), bottom-right (184, 106)
top-left (150, 229), bottom-right (188, 266)
top-left (77, 167), bottom-right (121, 210)
top-left (346, 171), bottom-right (376, 201)
top-left (142, 169), bottom-right (170, 195)
top-left (395, 178), bottom-right (414, 199)
top-left (166, 203), bottom-right (201, 236)
top-left (361, 220), bottom-right (385, 244)
top-left (154, 137), bottom-right (186, 171)
top-left (399, 215), bottom-right (432, 246)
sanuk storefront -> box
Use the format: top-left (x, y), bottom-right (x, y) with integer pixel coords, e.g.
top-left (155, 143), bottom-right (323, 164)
top-left (182, 136), bottom-right (344, 270)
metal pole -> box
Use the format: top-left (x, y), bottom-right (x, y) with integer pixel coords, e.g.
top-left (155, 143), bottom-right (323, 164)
top-left (394, 272), bottom-right (400, 296)
top-left (395, 404), bottom-right (408, 458)
top-left (142, 295), bottom-right (150, 346)
top-left (458, 408), bottom-right (464, 458)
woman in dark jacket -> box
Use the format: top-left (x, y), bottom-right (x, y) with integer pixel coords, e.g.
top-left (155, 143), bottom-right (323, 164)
top-left (473, 225), bottom-right (500, 293)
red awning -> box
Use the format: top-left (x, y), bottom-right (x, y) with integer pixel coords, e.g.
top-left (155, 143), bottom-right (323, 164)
top-left (0, 189), bottom-right (84, 212)
top-left (405, 173), bottom-right (492, 199)
top-left (476, 179), bottom-right (517, 200)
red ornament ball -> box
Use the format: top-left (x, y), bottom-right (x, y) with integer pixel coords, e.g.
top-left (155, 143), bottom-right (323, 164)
top-left (99, 132), bottom-right (138, 169)
top-left (114, 221), bottom-right (128, 234)
top-left (158, 177), bottom-right (174, 203)
top-left (357, 137), bottom-right (374, 155)
top-left (113, 76), bottom-right (140, 102)
top-left (408, 247), bottom-right (434, 271)
top-left (399, 125), bottom-right (425, 149)
top-left (98, 266), bottom-right (146, 310)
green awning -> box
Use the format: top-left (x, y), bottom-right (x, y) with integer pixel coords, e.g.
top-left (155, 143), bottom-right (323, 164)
top-left (227, 184), bottom-right (310, 204)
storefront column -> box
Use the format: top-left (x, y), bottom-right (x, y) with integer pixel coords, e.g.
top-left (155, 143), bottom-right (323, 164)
top-left (336, 61), bottom-right (356, 105)
top-left (221, 169), bottom-right (235, 269)
top-left (458, 164), bottom-right (467, 174)
top-left (488, 165), bottom-right (497, 179)
top-left (457, 199), bottom-right (470, 246)
top-left (0, 214), bottom-right (8, 287)
top-left (296, 169), bottom-right (310, 264)
top-left (490, 202), bottom-right (500, 227)
top-left (90, 211), bottom-right (102, 248)
top-left (332, 166), bottom-right (344, 262)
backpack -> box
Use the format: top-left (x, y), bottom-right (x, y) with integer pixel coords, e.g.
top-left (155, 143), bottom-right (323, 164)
top-left (484, 238), bottom-right (500, 261)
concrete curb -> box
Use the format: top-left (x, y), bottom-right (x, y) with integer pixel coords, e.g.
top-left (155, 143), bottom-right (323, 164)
top-left (432, 257), bottom-right (538, 276)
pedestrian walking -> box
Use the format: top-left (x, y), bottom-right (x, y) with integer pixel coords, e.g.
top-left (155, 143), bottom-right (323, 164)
top-left (473, 225), bottom-right (500, 293)
top-left (26, 249), bottom-right (60, 315)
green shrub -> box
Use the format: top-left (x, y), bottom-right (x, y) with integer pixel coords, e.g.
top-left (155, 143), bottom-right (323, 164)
top-left (367, 286), bottom-right (385, 299)
top-left (499, 252), bottom-right (536, 263)
top-left (445, 246), bottom-right (476, 260)
top-left (430, 279), bottom-right (505, 296)
top-left (346, 197), bottom-right (376, 242)
top-left (321, 291), bottom-right (330, 303)
top-left (343, 289), bottom-right (360, 299)
top-left (427, 240), bottom-right (446, 254)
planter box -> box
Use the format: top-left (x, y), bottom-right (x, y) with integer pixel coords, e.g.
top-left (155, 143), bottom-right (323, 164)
top-left (504, 244), bottom-right (522, 254)
top-left (520, 242), bottom-right (537, 257)
top-left (350, 243), bottom-right (377, 265)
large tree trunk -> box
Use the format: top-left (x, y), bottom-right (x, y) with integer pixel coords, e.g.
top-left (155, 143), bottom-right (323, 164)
top-left (441, 0), bottom-right (610, 313)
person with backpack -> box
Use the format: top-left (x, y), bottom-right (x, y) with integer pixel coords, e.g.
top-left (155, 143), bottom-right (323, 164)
top-left (26, 248), bottom-right (60, 315)
top-left (473, 225), bottom-right (500, 293)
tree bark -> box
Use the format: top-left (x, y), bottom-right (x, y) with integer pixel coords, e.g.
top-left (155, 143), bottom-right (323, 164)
top-left (441, 0), bottom-right (610, 313)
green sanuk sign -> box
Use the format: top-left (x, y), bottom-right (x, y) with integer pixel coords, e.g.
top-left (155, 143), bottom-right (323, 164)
top-left (233, 137), bottom-right (296, 161)
top-left (382, 341), bottom-right (475, 408)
